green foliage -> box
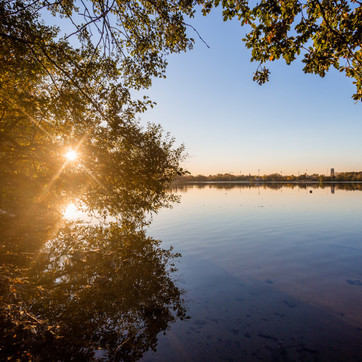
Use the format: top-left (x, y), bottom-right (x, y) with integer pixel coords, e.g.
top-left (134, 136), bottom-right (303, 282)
top-left (0, 1), bottom-right (202, 359)
top-left (0, 0), bottom-right (206, 223)
top-left (202, 0), bottom-right (362, 101)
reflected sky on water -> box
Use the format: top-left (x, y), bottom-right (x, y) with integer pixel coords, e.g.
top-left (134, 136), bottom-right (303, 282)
top-left (144, 184), bottom-right (362, 361)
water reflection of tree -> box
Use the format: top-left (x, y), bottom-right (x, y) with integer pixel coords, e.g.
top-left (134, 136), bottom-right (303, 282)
top-left (0, 203), bottom-right (186, 361)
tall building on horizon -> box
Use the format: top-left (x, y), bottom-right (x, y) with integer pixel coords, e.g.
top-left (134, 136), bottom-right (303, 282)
top-left (330, 168), bottom-right (335, 177)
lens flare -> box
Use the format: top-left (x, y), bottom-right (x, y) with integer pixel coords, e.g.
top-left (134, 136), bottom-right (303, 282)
top-left (64, 149), bottom-right (77, 161)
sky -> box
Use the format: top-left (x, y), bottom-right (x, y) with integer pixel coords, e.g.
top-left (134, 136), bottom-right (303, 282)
top-left (138, 7), bottom-right (362, 176)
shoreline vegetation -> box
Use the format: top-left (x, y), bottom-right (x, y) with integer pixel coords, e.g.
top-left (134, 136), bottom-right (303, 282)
top-left (174, 171), bottom-right (362, 184)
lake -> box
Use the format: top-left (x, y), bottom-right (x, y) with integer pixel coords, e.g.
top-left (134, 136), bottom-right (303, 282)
top-left (142, 183), bottom-right (362, 361)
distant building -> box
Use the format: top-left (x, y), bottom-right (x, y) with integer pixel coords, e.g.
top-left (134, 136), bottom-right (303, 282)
top-left (330, 168), bottom-right (335, 177)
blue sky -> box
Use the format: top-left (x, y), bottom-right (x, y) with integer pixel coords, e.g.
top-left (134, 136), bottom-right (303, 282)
top-left (140, 7), bottom-right (362, 176)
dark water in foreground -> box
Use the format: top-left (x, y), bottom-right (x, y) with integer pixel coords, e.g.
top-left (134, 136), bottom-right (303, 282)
top-left (143, 184), bottom-right (362, 361)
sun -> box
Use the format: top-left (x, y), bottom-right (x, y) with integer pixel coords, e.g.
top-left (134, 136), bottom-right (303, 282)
top-left (64, 149), bottom-right (78, 161)
top-left (63, 203), bottom-right (78, 220)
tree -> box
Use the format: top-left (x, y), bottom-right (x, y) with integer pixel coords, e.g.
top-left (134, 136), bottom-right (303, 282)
top-left (2, 0), bottom-right (361, 358)
top-left (0, 0), bottom-right (211, 225)
top-left (1, 1), bottom-right (205, 359)
top-left (202, 0), bottom-right (362, 101)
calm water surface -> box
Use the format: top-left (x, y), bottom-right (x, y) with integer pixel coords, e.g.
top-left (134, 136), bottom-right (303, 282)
top-left (143, 184), bottom-right (362, 361)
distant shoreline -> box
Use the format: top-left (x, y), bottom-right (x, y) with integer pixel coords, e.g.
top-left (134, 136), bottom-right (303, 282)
top-left (174, 172), bottom-right (362, 185)
top-left (181, 180), bottom-right (362, 184)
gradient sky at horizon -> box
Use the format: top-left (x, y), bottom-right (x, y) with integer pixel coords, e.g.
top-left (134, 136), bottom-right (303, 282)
top-left (139, 7), bottom-right (362, 176)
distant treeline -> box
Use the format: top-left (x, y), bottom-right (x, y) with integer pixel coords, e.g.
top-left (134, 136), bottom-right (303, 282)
top-left (174, 171), bottom-right (362, 183)
top-left (171, 182), bottom-right (362, 192)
